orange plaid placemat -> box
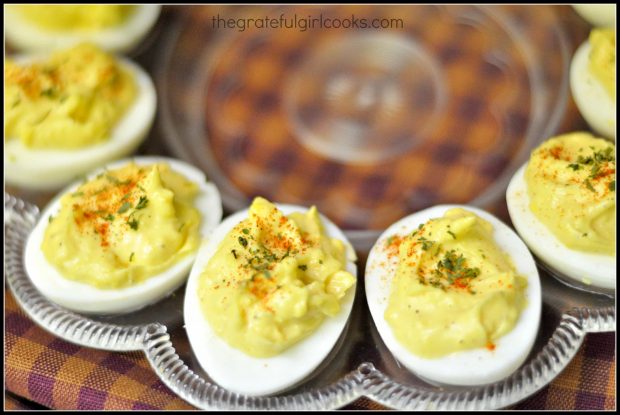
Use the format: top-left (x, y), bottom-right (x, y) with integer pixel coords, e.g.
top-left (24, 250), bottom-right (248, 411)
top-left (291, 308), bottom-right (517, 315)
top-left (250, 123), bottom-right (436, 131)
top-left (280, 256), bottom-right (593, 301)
top-left (4, 289), bottom-right (616, 410)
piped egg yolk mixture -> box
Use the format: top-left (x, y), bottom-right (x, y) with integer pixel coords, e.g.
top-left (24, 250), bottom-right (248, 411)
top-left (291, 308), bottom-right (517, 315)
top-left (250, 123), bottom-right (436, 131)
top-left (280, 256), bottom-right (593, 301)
top-left (589, 28), bottom-right (615, 101)
top-left (384, 208), bottom-right (527, 358)
top-left (198, 197), bottom-right (356, 358)
top-left (525, 132), bottom-right (615, 255)
top-left (15, 5), bottom-right (135, 31)
top-left (42, 162), bottom-right (201, 289)
top-left (4, 43), bottom-right (136, 149)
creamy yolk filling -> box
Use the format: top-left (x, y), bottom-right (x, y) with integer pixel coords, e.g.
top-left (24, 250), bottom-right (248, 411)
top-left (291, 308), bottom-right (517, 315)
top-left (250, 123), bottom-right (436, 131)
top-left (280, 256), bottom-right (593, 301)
top-left (4, 43), bottom-right (137, 149)
top-left (385, 208), bottom-right (527, 358)
top-left (198, 197), bottom-right (356, 358)
top-left (17, 5), bottom-right (135, 31)
top-left (525, 132), bottom-right (615, 255)
top-left (42, 162), bottom-right (201, 289)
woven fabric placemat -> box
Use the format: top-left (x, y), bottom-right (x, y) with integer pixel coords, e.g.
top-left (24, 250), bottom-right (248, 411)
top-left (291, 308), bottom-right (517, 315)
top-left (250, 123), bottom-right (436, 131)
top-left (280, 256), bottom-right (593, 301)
top-left (4, 290), bottom-right (615, 410)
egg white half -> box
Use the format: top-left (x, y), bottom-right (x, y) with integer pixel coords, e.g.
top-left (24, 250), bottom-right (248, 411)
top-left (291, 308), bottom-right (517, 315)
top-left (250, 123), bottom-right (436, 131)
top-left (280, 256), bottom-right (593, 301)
top-left (4, 5), bottom-right (161, 53)
top-left (5, 54), bottom-right (157, 191)
top-left (507, 164), bottom-right (615, 291)
top-left (570, 39), bottom-right (616, 141)
top-left (365, 204), bottom-right (541, 386)
top-left (572, 4), bottom-right (616, 27)
top-left (184, 204), bottom-right (357, 396)
top-left (24, 156), bottom-right (223, 314)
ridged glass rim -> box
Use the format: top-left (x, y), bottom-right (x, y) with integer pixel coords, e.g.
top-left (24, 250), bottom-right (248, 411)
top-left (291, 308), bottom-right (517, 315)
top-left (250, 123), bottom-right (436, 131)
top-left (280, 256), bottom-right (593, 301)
top-left (4, 193), bottom-right (615, 410)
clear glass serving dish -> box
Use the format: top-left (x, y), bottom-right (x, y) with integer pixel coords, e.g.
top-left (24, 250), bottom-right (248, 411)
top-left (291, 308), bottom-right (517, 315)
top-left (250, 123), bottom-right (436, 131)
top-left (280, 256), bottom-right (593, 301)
top-left (5, 193), bottom-right (615, 410)
top-left (157, 4), bottom-right (574, 251)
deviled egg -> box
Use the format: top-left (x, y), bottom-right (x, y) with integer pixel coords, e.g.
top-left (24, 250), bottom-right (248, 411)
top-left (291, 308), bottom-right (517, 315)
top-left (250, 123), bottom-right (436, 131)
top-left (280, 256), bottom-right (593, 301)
top-left (5, 43), bottom-right (157, 191)
top-left (570, 28), bottom-right (616, 140)
top-left (507, 132), bottom-right (615, 291)
top-left (184, 197), bottom-right (357, 396)
top-left (24, 156), bottom-right (223, 314)
top-left (365, 205), bottom-right (541, 386)
top-left (5, 5), bottom-right (161, 53)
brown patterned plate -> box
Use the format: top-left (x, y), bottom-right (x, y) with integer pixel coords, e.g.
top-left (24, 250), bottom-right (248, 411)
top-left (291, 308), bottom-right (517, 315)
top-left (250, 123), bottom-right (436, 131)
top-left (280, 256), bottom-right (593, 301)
top-left (157, 5), bottom-right (572, 250)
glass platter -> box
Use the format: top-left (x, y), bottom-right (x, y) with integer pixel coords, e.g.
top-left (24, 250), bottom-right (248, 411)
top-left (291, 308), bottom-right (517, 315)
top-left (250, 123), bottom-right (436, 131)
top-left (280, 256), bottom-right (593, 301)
top-left (4, 193), bottom-right (616, 409)
top-left (4, 4), bottom-right (616, 411)
top-left (158, 4), bottom-right (574, 251)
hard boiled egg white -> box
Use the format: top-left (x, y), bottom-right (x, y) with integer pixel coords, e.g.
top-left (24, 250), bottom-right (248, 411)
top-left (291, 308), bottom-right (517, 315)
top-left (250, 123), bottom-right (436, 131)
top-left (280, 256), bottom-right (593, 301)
top-left (184, 204), bottom-right (357, 396)
top-left (365, 204), bottom-right (541, 386)
top-left (4, 5), bottom-right (161, 53)
top-left (24, 156), bottom-right (223, 314)
top-left (570, 38), bottom-right (616, 141)
top-left (572, 4), bottom-right (616, 27)
top-left (5, 53), bottom-right (157, 191)
top-left (507, 164), bottom-right (615, 291)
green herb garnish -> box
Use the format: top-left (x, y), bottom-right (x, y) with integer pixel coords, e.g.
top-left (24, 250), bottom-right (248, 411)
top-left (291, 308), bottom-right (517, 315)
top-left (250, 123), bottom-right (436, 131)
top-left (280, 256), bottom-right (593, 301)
top-left (298, 265), bottom-right (308, 271)
top-left (418, 236), bottom-right (435, 251)
top-left (103, 214), bottom-right (115, 222)
top-left (238, 236), bottom-right (248, 247)
top-left (117, 202), bottom-right (132, 214)
top-left (135, 196), bottom-right (149, 210)
top-left (128, 218), bottom-right (139, 230)
top-left (568, 146), bottom-right (616, 191)
top-left (40, 88), bottom-right (55, 97)
top-left (423, 250), bottom-right (480, 292)
top-left (129, 252), bottom-right (135, 262)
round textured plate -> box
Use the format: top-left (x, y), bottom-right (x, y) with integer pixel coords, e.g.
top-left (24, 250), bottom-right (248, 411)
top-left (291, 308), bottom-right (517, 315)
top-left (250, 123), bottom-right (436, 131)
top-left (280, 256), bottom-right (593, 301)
top-left (5, 193), bottom-right (615, 410)
top-left (157, 4), bottom-right (573, 251)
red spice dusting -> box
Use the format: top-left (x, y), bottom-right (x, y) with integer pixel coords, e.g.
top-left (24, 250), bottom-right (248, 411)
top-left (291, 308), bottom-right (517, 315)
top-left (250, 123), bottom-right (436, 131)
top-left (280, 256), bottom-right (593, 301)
top-left (452, 278), bottom-right (469, 290)
top-left (549, 146), bottom-right (563, 160)
top-left (70, 168), bottom-right (147, 249)
top-left (384, 234), bottom-right (404, 259)
top-left (486, 342), bottom-right (496, 351)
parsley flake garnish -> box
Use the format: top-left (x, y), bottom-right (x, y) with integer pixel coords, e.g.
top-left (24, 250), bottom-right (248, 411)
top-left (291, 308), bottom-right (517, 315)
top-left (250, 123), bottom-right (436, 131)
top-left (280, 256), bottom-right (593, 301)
top-left (135, 196), bottom-right (149, 210)
top-left (128, 218), bottom-right (139, 230)
top-left (117, 202), bottom-right (132, 214)
top-left (418, 236), bottom-right (435, 251)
